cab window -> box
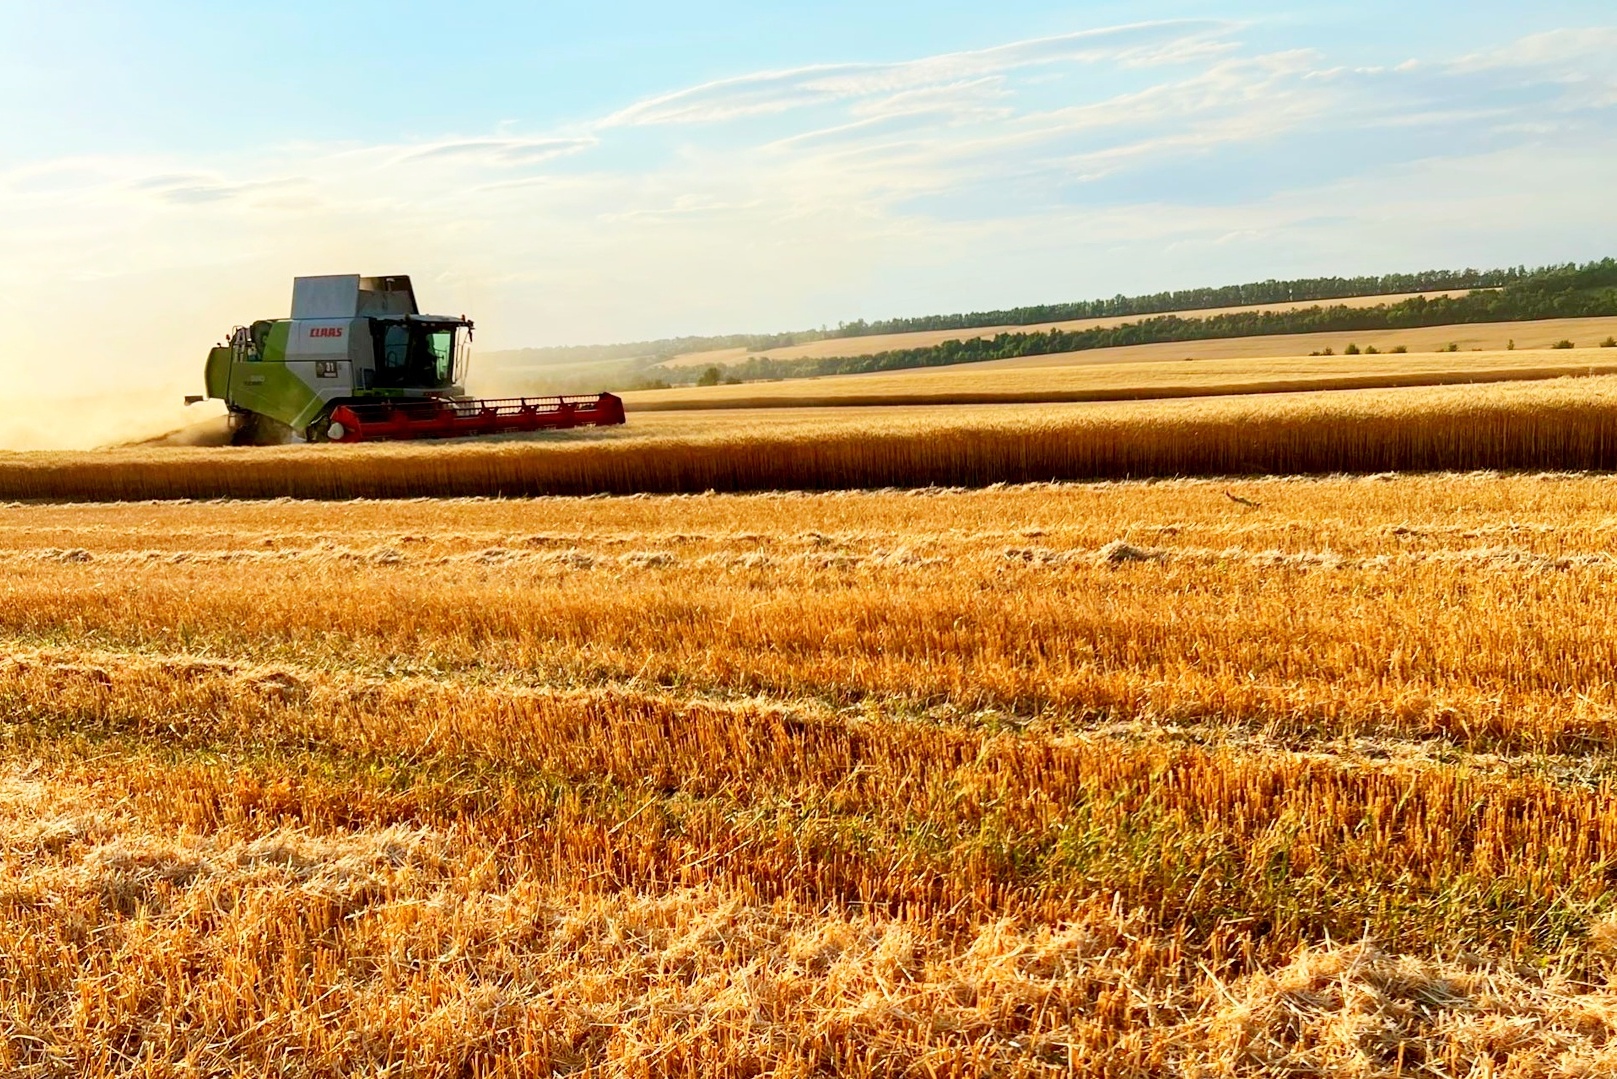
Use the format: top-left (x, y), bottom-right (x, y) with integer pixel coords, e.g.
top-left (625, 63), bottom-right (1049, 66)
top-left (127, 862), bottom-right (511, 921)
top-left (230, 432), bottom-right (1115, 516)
top-left (426, 330), bottom-right (453, 384)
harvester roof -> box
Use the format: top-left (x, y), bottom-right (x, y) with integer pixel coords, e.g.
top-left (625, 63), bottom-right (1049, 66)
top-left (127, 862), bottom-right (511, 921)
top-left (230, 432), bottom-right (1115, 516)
top-left (291, 274), bottom-right (419, 320)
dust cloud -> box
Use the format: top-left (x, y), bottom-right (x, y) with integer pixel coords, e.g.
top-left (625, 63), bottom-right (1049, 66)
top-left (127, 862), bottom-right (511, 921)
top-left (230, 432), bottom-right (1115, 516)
top-left (0, 390), bottom-right (231, 451)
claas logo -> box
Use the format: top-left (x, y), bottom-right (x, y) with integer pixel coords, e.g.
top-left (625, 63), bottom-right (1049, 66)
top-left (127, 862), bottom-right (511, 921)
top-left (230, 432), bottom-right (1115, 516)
top-left (310, 327), bottom-right (345, 339)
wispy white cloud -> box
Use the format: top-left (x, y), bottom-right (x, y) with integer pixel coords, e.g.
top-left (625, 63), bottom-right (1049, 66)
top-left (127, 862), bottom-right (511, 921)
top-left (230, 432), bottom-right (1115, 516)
top-left (128, 173), bottom-right (308, 205)
top-left (397, 136), bottom-right (599, 166)
top-left (601, 21), bottom-right (1231, 127)
top-left (1450, 27), bottom-right (1617, 73)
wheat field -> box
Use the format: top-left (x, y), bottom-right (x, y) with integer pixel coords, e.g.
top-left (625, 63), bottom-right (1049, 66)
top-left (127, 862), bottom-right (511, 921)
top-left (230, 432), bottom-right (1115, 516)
top-left (974, 316), bottom-right (1617, 371)
top-left (626, 344), bottom-right (1617, 411)
top-left (7, 475), bottom-right (1617, 1075)
top-left (660, 290), bottom-right (1486, 369)
top-left (664, 313), bottom-right (1617, 377)
top-left (25, 373), bottom-right (1617, 501)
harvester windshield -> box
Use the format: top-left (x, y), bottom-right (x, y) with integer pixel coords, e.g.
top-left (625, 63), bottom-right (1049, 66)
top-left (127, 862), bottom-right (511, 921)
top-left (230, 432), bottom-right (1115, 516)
top-left (371, 320), bottom-right (464, 389)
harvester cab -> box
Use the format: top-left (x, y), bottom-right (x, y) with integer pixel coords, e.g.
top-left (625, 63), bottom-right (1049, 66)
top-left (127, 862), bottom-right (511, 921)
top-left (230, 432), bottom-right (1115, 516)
top-left (202, 274), bottom-right (624, 444)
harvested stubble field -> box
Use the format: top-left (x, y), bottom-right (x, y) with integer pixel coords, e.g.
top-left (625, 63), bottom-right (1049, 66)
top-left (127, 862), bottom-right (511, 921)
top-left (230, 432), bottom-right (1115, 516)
top-left (24, 374), bottom-right (1617, 501)
top-left (11, 475), bottom-right (1617, 1075)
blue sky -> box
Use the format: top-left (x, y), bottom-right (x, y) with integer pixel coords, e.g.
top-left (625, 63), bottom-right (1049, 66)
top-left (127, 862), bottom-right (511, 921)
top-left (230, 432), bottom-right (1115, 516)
top-left (1, 1), bottom-right (1614, 397)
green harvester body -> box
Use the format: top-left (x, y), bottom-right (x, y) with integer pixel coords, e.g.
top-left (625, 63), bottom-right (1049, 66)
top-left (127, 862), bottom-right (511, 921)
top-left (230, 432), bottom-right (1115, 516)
top-left (202, 274), bottom-right (624, 443)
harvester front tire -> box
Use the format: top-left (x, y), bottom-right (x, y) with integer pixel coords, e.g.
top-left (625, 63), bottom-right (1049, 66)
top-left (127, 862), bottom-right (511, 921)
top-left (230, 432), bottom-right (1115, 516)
top-left (229, 412), bottom-right (261, 447)
top-left (230, 412), bottom-right (297, 446)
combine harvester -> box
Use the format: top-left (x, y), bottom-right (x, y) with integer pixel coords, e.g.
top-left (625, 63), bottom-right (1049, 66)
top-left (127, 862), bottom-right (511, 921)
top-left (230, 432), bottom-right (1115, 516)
top-left (194, 274), bottom-right (625, 444)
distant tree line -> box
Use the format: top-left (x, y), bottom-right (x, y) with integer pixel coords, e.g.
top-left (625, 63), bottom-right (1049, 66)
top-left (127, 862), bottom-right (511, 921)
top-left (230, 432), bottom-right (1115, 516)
top-left (798, 266), bottom-right (1532, 344)
top-left (502, 260), bottom-right (1561, 368)
top-left (693, 260), bottom-right (1617, 383)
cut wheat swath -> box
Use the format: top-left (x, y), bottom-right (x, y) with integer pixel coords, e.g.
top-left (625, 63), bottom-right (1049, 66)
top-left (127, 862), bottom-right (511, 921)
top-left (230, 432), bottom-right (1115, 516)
top-left (9, 374), bottom-right (1617, 500)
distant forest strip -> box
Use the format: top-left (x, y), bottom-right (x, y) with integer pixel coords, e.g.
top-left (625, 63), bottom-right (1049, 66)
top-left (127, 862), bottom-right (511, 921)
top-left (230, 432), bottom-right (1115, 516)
top-left (499, 260), bottom-right (1563, 366)
top-left (777, 267), bottom-right (1522, 344)
top-left (697, 260), bottom-right (1617, 382)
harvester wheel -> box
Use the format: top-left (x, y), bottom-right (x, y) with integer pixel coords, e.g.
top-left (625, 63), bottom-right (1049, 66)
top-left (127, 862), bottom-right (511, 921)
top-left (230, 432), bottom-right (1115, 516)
top-left (230, 411), bottom-right (296, 446)
top-left (229, 411), bottom-right (262, 447)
